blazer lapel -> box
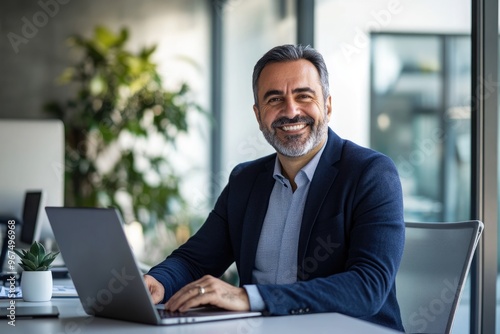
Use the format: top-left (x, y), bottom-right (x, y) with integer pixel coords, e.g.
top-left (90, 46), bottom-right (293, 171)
top-left (297, 129), bottom-right (343, 276)
top-left (238, 158), bottom-right (275, 285)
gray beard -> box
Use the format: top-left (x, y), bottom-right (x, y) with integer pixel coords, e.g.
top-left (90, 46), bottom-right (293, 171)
top-left (261, 116), bottom-right (328, 157)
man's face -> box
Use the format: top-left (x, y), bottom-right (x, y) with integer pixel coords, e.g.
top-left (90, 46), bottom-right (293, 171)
top-left (253, 59), bottom-right (332, 158)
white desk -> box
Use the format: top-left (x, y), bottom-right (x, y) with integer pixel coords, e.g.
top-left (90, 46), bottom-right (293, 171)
top-left (0, 297), bottom-right (402, 334)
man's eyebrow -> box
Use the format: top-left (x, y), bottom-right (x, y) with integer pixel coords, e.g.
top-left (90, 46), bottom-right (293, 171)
top-left (262, 89), bottom-right (283, 101)
top-left (292, 87), bottom-right (316, 95)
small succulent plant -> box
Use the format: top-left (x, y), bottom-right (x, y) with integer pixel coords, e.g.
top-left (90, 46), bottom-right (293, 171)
top-left (14, 241), bottom-right (60, 271)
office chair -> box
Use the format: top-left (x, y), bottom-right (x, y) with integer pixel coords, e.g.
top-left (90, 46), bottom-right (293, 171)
top-left (396, 220), bottom-right (484, 334)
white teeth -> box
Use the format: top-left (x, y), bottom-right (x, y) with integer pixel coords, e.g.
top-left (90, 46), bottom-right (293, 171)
top-left (282, 124), bottom-right (306, 131)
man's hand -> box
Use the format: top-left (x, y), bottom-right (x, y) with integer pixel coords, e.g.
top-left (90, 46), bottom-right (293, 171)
top-left (144, 274), bottom-right (165, 304)
top-left (165, 275), bottom-right (250, 313)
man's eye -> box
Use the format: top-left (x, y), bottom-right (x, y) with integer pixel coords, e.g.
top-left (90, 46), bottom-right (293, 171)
top-left (268, 97), bottom-right (282, 104)
top-left (298, 95), bottom-right (312, 100)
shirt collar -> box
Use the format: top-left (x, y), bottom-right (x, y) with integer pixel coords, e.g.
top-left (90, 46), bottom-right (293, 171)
top-left (272, 140), bottom-right (328, 184)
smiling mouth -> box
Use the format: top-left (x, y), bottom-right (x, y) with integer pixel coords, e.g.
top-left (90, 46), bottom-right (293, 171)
top-left (272, 116), bottom-right (314, 133)
top-left (280, 123), bottom-right (308, 132)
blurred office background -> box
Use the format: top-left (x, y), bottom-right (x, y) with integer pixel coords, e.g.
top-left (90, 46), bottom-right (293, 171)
top-left (0, 0), bottom-right (498, 332)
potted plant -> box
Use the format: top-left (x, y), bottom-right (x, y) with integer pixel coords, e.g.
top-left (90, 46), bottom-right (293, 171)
top-left (14, 242), bottom-right (59, 302)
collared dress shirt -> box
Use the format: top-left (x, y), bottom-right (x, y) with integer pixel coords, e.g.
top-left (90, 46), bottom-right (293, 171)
top-left (244, 142), bottom-right (326, 311)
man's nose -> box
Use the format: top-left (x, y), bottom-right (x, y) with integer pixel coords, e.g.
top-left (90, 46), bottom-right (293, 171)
top-left (283, 97), bottom-right (300, 118)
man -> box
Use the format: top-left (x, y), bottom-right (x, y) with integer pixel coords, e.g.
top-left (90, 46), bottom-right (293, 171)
top-left (144, 44), bottom-right (405, 331)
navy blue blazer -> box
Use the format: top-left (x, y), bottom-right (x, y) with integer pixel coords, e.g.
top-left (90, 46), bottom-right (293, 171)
top-left (148, 128), bottom-right (405, 331)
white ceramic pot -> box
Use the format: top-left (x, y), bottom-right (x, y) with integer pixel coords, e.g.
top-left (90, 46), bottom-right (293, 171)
top-left (21, 271), bottom-right (53, 302)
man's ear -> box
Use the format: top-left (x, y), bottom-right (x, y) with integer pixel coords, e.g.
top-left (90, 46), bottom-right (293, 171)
top-left (253, 104), bottom-right (263, 130)
top-left (325, 95), bottom-right (332, 121)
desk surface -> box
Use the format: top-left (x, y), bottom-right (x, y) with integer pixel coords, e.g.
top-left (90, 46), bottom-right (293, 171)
top-left (0, 297), bottom-right (401, 334)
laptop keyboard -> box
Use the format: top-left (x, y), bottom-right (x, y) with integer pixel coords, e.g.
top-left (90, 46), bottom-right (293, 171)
top-left (157, 309), bottom-right (183, 319)
top-left (156, 306), bottom-right (228, 319)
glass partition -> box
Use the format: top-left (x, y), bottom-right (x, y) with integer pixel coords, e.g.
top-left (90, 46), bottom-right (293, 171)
top-left (370, 33), bottom-right (471, 223)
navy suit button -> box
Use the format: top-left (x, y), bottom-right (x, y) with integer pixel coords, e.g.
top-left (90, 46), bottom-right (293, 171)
top-left (290, 309), bottom-right (297, 315)
top-left (305, 307), bottom-right (310, 313)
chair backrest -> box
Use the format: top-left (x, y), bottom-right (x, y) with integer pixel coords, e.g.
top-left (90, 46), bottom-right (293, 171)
top-left (396, 220), bottom-right (484, 334)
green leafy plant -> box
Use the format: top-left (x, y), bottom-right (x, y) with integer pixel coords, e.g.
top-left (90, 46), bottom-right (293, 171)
top-left (14, 242), bottom-right (60, 271)
top-left (44, 26), bottom-right (203, 231)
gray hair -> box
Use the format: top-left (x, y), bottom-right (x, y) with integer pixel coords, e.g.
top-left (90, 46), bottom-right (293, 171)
top-left (252, 44), bottom-right (330, 106)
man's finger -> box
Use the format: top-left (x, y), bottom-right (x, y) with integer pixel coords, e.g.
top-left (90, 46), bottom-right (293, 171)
top-left (144, 275), bottom-right (165, 304)
top-left (165, 284), bottom-right (205, 311)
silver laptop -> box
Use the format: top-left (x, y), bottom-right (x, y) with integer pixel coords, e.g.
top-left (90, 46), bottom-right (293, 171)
top-left (45, 207), bottom-right (261, 325)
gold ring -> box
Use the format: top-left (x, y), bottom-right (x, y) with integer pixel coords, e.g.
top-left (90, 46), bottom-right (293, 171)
top-left (197, 286), bottom-right (205, 296)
